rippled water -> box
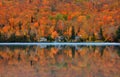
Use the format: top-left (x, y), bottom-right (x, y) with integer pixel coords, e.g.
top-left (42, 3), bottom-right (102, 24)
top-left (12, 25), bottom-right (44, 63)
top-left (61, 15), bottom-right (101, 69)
top-left (0, 45), bottom-right (120, 77)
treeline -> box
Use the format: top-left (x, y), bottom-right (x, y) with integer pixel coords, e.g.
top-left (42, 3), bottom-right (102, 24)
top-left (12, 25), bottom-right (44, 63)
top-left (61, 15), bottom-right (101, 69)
top-left (0, 0), bottom-right (120, 42)
top-left (0, 26), bottom-right (120, 42)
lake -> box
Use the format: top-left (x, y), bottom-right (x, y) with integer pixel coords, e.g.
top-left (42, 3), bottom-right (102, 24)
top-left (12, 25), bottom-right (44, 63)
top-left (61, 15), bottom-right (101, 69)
top-left (0, 43), bottom-right (120, 77)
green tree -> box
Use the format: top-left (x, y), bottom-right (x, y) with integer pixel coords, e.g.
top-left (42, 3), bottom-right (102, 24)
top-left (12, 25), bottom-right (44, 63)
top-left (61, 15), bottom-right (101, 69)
top-left (98, 27), bottom-right (104, 41)
top-left (71, 26), bottom-right (75, 41)
top-left (116, 26), bottom-right (120, 42)
top-left (91, 33), bottom-right (96, 41)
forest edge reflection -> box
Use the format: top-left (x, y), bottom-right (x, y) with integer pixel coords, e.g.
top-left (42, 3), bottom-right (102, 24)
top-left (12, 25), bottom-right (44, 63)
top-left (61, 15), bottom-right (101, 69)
top-left (0, 45), bottom-right (120, 77)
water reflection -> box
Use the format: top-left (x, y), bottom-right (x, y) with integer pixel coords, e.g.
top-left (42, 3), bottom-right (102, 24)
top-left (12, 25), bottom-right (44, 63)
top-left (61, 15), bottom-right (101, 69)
top-left (0, 45), bottom-right (120, 77)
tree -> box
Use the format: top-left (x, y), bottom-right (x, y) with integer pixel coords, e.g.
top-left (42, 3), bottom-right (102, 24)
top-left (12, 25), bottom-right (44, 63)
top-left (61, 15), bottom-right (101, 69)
top-left (0, 32), bottom-right (5, 42)
top-left (116, 26), bottom-right (120, 42)
top-left (71, 26), bottom-right (75, 41)
top-left (91, 33), bottom-right (96, 41)
top-left (98, 27), bottom-right (104, 41)
top-left (18, 21), bottom-right (22, 30)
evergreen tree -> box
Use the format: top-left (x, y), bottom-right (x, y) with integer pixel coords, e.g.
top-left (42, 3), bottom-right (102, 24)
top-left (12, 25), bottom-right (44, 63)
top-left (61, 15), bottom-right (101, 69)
top-left (71, 26), bottom-right (75, 41)
top-left (98, 27), bottom-right (104, 41)
top-left (116, 26), bottom-right (120, 41)
top-left (91, 33), bottom-right (96, 41)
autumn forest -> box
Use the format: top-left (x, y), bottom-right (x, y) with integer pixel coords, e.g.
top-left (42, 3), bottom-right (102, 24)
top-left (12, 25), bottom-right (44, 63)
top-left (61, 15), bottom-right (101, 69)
top-left (0, 0), bottom-right (120, 42)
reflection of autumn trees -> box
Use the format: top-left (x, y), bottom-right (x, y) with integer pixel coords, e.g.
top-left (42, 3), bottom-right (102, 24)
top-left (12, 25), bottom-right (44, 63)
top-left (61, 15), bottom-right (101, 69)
top-left (0, 46), bottom-right (120, 77)
top-left (0, 46), bottom-right (119, 65)
top-left (0, 0), bottom-right (120, 42)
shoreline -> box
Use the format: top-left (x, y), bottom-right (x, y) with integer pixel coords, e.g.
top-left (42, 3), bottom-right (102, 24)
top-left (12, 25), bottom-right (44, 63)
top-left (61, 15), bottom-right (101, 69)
top-left (0, 42), bottom-right (120, 46)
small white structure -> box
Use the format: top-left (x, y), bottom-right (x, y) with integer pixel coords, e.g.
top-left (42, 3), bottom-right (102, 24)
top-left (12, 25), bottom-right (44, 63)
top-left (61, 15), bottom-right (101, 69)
top-left (55, 36), bottom-right (65, 42)
top-left (39, 37), bottom-right (47, 42)
top-left (74, 36), bottom-right (80, 42)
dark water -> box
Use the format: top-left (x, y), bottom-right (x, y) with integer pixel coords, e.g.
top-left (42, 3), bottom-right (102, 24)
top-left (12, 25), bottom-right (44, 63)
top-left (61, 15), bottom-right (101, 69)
top-left (0, 45), bottom-right (120, 77)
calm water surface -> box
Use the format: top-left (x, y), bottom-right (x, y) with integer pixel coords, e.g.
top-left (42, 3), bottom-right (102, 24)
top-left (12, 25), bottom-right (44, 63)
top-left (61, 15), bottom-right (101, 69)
top-left (0, 45), bottom-right (120, 77)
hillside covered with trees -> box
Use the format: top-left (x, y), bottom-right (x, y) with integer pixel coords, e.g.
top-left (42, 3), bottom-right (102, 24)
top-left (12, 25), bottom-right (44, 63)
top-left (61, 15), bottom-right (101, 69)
top-left (0, 0), bottom-right (120, 42)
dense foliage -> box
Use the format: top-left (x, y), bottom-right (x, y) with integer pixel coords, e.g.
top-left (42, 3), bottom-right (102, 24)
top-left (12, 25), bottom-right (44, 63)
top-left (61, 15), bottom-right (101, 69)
top-left (0, 0), bottom-right (120, 42)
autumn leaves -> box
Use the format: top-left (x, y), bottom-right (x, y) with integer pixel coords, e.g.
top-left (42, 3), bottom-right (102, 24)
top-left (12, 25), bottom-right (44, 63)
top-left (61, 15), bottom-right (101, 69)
top-left (0, 0), bottom-right (120, 42)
